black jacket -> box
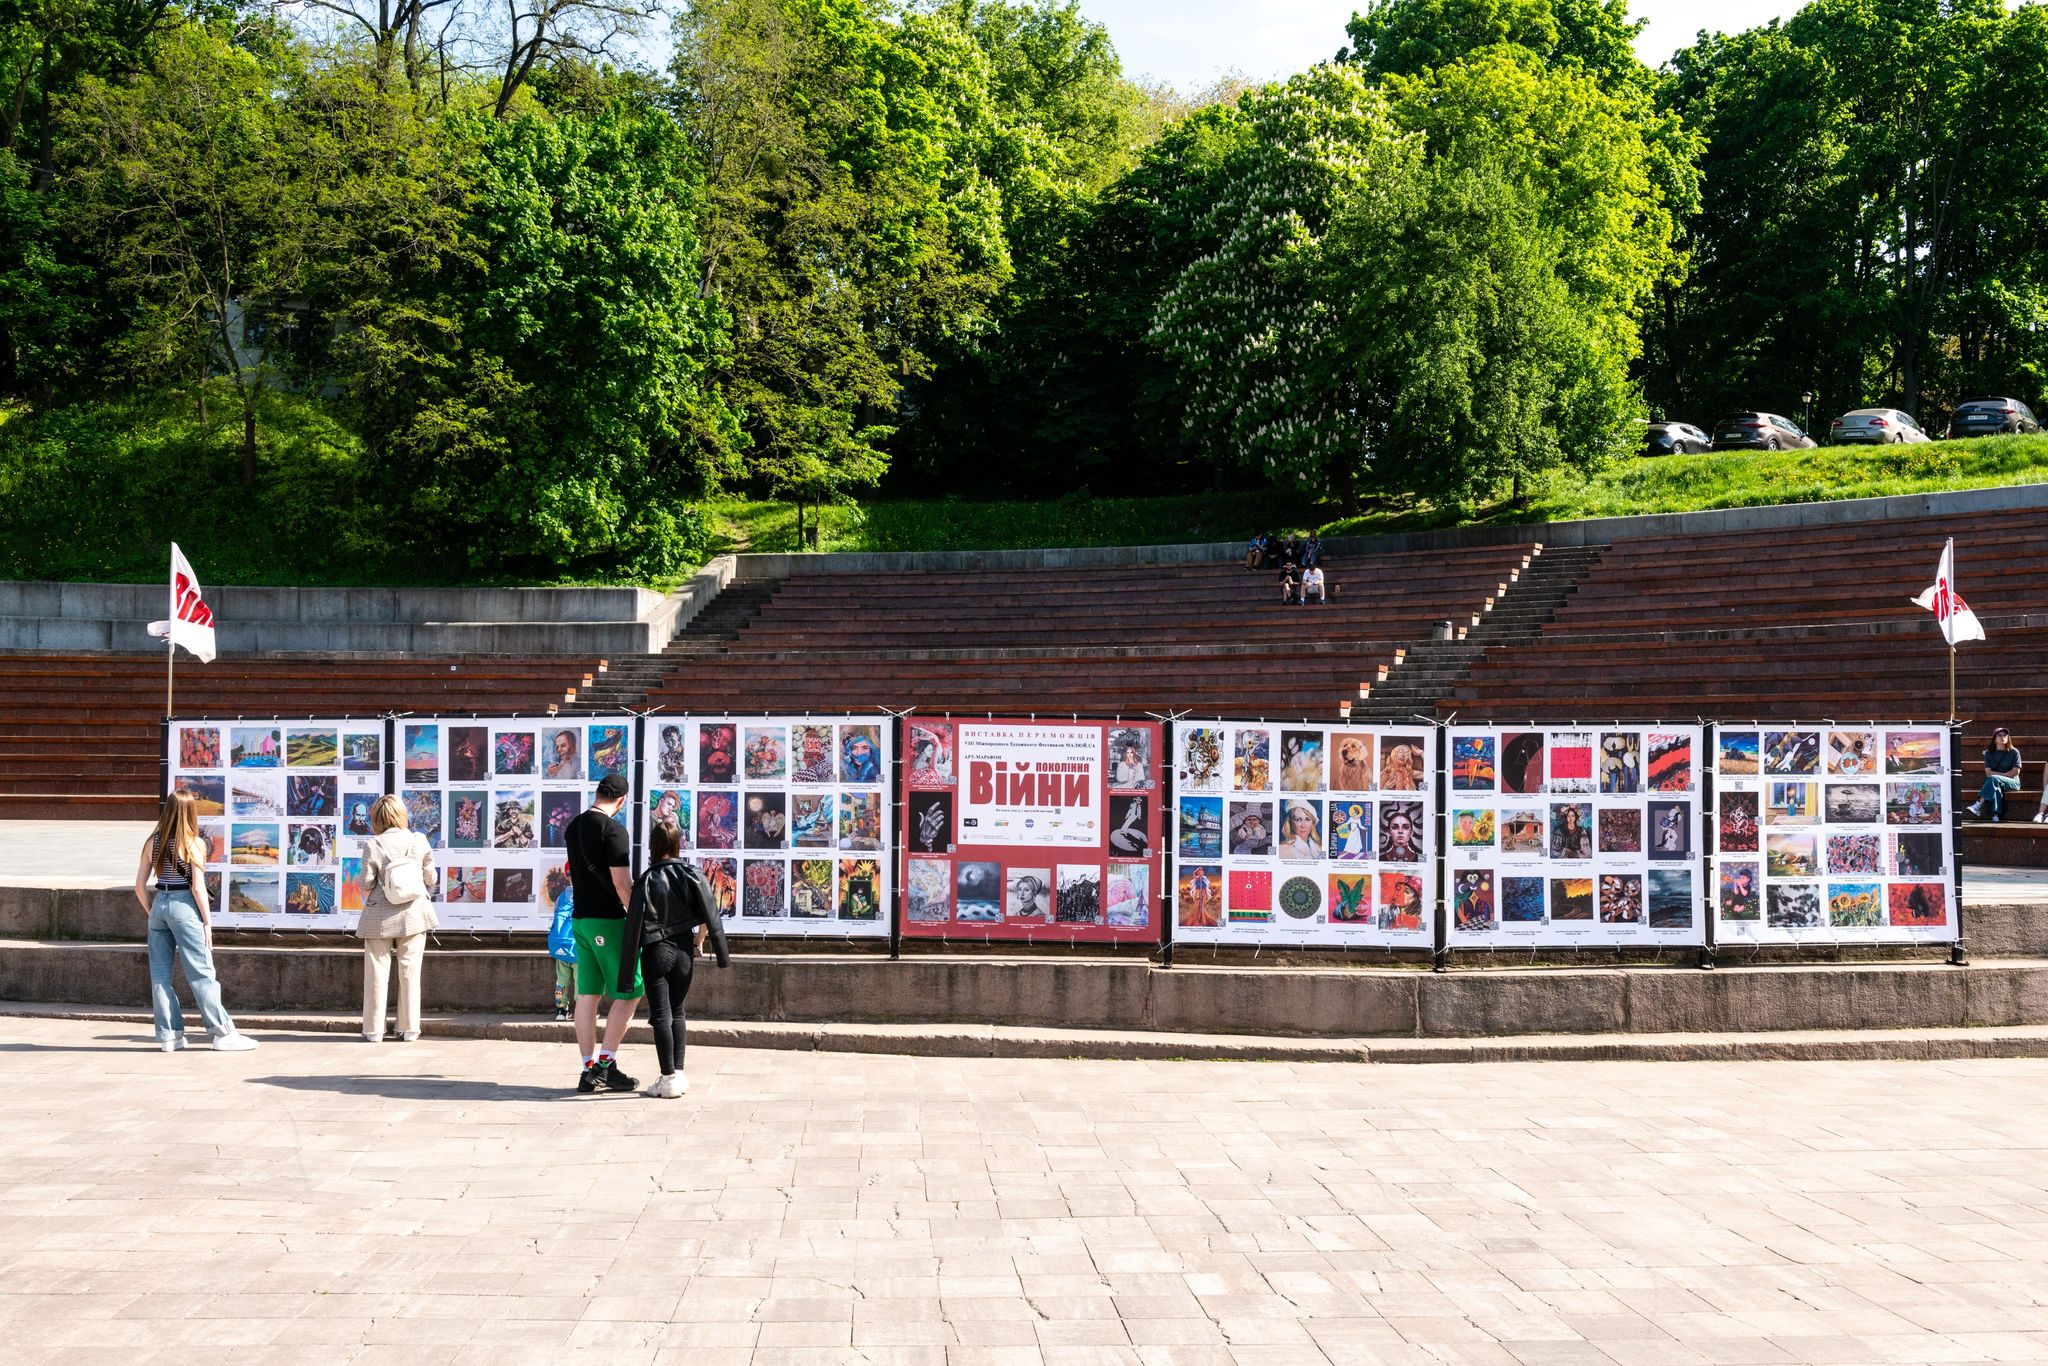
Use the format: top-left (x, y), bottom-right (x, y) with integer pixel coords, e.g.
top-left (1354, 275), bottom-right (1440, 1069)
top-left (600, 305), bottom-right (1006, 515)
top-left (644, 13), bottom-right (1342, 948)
top-left (618, 859), bottom-right (730, 995)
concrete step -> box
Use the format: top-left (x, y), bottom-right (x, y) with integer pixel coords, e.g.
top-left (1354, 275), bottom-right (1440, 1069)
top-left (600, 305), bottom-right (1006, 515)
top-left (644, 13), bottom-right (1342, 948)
top-left (6, 937), bottom-right (2044, 1039)
top-left (9, 1000), bottom-right (2048, 1064)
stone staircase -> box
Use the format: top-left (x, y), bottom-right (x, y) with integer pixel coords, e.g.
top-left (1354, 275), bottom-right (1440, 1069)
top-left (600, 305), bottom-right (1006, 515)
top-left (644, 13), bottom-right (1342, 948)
top-left (1354, 543), bottom-right (1607, 721)
top-left (562, 578), bottom-right (782, 714)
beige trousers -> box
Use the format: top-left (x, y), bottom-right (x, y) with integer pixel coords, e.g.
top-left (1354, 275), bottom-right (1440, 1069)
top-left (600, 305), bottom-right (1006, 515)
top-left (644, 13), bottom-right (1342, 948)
top-left (362, 933), bottom-right (427, 1038)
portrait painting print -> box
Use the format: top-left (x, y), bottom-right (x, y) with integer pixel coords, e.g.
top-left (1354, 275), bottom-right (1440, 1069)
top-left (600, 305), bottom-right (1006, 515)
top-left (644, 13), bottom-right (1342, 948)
top-left (542, 727), bottom-right (580, 782)
top-left (1176, 865), bottom-right (1221, 928)
top-left (698, 723), bottom-right (736, 785)
top-left (907, 857), bottom-right (951, 924)
top-left (839, 725), bottom-right (883, 784)
top-left (655, 724), bottom-right (687, 784)
top-left (1331, 801), bottom-right (1375, 859)
top-left (1279, 800), bottom-right (1325, 861)
top-left (1108, 794), bottom-right (1150, 857)
top-left (907, 722), bottom-right (955, 788)
top-left (1377, 801), bottom-right (1422, 863)
top-left (1107, 726), bottom-right (1154, 790)
top-left (695, 791), bottom-right (738, 851)
top-left (1233, 729), bottom-right (1272, 792)
top-left (790, 724), bottom-right (834, 783)
top-left (1718, 863), bottom-right (1760, 921)
top-left (1379, 736), bottom-right (1425, 792)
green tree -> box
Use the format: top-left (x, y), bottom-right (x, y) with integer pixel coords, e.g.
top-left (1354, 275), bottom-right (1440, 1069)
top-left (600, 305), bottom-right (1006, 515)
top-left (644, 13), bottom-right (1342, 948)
top-left (359, 104), bottom-right (736, 575)
top-left (60, 20), bottom-right (307, 485)
top-left (672, 0), bottom-right (1011, 537)
top-left (1341, 0), bottom-right (1644, 93)
top-left (1334, 51), bottom-right (1680, 501)
top-left (1149, 64), bottom-right (1409, 503)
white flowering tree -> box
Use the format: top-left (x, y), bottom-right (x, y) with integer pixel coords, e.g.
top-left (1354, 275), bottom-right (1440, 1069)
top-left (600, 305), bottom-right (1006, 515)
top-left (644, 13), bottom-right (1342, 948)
top-left (1148, 65), bottom-right (1416, 504)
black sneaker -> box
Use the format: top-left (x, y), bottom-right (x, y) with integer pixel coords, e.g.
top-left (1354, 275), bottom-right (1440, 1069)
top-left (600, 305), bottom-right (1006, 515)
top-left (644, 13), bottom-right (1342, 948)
top-left (577, 1061), bottom-right (603, 1093)
top-left (599, 1059), bottom-right (639, 1092)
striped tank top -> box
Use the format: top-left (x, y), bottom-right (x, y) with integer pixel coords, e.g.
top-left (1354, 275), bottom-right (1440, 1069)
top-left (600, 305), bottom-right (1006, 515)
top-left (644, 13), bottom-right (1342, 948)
top-left (154, 836), bottom-right (193, 891)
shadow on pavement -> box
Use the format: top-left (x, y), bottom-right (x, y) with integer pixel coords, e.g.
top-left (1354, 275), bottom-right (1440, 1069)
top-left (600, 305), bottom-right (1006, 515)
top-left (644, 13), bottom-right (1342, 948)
top-left (249, 1073), bottom-right (578, 1102)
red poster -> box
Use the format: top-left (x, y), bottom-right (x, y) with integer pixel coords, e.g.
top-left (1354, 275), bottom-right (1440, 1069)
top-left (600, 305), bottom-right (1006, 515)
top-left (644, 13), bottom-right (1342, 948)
top-left (899, 718), bottom-right (1164, 943)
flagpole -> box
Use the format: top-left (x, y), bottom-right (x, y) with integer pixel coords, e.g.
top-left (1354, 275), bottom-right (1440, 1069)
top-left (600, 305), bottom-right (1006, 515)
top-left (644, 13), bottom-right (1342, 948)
top-left (166, 634), bottom-right (175, 722)
top-left (1949, 642), bottom-right (1956, 726)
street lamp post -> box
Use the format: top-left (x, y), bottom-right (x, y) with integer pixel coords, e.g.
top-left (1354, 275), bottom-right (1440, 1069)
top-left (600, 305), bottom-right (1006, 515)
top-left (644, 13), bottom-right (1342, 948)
top-left (1802, 390), bottom-right (1815, 436)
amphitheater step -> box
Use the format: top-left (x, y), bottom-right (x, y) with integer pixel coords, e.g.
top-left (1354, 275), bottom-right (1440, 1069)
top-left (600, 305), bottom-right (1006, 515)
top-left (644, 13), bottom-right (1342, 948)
top-left (8, 1000), bottom-right (2048, 1064)
top-left (565, 579), bottom-right (785, 713)
top-left (6, 937), bottom-right (2046, 1039)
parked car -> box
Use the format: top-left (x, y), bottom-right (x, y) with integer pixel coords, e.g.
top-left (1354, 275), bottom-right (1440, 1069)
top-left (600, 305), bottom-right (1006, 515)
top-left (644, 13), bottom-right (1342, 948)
top-left (1829, 408), bottom-right (1930, 444)
top-left (1711, 412), bottom-right (1817, 451)
top-left (1946, 397), bottom-right (2041, 439)
top-left (1641, 421), bottom-right (1712, 455)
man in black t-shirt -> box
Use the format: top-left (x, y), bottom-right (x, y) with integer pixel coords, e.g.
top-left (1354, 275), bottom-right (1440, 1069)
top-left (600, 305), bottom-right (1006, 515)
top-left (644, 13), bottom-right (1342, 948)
top-left (565, 772), bottom-right (642, 1093)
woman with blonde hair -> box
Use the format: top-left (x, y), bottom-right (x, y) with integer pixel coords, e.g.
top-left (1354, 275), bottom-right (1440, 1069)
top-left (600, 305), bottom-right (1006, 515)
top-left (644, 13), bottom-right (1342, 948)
top-left (132, 788), bottom-right (256, 1052)
top-left (359, 794), bottom-right (438, 1042)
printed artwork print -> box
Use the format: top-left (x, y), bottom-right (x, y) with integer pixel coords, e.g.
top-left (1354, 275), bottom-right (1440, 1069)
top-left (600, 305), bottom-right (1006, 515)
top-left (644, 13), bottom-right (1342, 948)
top-left (1714, 724), bottom-right (1954, 944)
top-left (1441, 725), bottom-right (1704, 948)
top-left (648, 716), bottom-right (893, 938)
top-left (170, 719), bottom-right (381, 931)
top-left (403, 718), bottom-right (637, 931)
top-left (904, 718), bottom-right (1161, 944)
top-left (1173, 723), bottom-right (1436, 948)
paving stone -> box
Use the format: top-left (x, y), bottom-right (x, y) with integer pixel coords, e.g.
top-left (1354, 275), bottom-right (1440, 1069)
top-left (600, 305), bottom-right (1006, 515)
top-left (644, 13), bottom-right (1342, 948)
top-left (4, 1018), bottom-right (2048, 1364)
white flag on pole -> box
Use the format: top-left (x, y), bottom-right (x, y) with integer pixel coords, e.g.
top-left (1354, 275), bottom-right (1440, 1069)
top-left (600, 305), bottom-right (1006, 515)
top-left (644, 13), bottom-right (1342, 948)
top-left (1910, 537), bottom-right (1986, 646)
top-left (146, 542), bottom-right (218, 662)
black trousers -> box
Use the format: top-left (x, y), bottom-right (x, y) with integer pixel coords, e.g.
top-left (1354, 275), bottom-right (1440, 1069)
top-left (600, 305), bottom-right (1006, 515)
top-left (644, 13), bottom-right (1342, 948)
top-left (640, 940), bottom-right (695, 1075)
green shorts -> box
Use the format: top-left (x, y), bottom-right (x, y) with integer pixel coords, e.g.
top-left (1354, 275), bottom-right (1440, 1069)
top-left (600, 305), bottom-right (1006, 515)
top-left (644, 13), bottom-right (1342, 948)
top-left (571, 918), bottom-right (642, 1000)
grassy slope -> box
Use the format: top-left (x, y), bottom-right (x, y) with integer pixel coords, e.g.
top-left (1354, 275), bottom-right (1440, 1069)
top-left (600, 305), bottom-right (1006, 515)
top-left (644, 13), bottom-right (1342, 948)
top-left (713, 435), bottom-right (2048, 556)
top-left (6, 388), bottom-right (2044, 582)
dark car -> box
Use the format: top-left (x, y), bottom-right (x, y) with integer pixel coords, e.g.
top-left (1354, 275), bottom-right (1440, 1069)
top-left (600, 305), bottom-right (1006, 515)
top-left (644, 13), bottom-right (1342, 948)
top-left (1641, 421), bottom-right (1711, 456)
top-left (1711, 412), bottom-right (1817, 452)
top-left (1946, 397), bottom-right (2041, 439)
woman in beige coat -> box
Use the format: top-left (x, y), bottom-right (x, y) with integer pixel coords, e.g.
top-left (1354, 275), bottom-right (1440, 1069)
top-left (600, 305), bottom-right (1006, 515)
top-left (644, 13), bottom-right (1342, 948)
top-left (359, 794), bottom-right (439, 1041)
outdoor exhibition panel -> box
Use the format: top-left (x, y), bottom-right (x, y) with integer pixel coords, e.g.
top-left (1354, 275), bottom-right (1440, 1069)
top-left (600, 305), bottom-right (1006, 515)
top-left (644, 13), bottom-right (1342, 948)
top-left (167, 718), bottom-right (385, 931)
top-left (1711, 725), bottom-right (1957, 945)
top-left (900, 717), bottom-right (1164, 943)
top-left (398, 716), bottom-right (636, 930)
top-left (1442, 726), bottom-right (1707, 947)
top-left (1170, 722), bottom-right (1437, 947)
top-left (641, 715), bottom-right (890, 937)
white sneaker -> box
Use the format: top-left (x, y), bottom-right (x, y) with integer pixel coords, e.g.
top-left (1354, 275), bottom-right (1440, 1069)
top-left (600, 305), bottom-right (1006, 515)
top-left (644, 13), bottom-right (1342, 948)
top-left (399, 1031), bottom-right (420, 1042)
top-left (159, 1034), bottom-right (186, 1053)
top-left (362, 1033), bottom-right (382, 1043)
top-left (647, 1074), bottom-right (683, 1099)
top-left (212, 1033), bottom-right (259, 1052)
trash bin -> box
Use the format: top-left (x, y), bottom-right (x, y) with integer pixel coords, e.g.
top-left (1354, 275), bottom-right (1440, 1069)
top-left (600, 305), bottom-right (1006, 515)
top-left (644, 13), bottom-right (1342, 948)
top-left (1432, 619), bottom-right (1454, 642)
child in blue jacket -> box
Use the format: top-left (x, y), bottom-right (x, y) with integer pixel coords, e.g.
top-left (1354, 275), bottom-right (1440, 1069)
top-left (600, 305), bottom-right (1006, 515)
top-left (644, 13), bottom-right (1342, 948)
top-left (546, 865), bottom-right (575, 1020)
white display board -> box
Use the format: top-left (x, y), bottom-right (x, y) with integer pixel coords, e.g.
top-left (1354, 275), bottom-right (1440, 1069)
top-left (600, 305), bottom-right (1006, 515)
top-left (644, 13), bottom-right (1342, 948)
top-left (1170, 722), bottom-right (1437, 946)
top-left (1711, 725), bottom-right (1956, 945)
top-left (643, 715), bottom-right (891, 937)
top-left (168, 718), bottom-right (384, 931)
top-left (1442, 725), bottom-right (1706, 946)
top-left (399, 716), bottom-right (637, 930)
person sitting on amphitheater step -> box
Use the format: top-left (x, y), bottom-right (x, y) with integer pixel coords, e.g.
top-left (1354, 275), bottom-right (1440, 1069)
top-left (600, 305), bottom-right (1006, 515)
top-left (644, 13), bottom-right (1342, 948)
top-left (1301, 531), bottom-right (1324, 567)
top-left (1968, 727), bottom-right (2023, 822)
top-left (133, 788), bottom-right (258, 1053)
top-left (1279, 562), bottom-right (1301, 605)
top-left (1243, 531), bottom-right (1269, 569)
top-left (1300, 564), bottom-right (1326, 605)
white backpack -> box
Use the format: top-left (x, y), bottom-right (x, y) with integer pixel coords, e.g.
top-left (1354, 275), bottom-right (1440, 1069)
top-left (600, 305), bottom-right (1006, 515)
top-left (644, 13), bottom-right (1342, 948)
top-left (374, 832), bottom-right (429, 905)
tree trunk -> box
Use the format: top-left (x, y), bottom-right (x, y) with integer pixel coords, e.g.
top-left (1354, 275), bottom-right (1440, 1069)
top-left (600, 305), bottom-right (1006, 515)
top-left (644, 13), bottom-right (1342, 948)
top-left (795, 500), bottom-right (806, 551)
top-left (241, 401), bottom-right (257, 488)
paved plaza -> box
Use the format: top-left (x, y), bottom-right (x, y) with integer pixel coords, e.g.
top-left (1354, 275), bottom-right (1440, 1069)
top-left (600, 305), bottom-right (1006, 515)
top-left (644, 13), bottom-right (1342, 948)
top-left (2, 1020), bottom-right (2046, 1364)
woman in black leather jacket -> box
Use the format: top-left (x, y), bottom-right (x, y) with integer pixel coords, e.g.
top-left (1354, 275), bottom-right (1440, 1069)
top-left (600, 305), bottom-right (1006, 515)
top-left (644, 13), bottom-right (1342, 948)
top-left (618, 817), bottom-right (730, 1098)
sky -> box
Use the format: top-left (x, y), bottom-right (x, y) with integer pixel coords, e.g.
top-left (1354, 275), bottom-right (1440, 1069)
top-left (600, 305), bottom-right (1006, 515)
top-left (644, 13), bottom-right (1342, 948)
top-left (1079, 0), bottom-right (1807, 90)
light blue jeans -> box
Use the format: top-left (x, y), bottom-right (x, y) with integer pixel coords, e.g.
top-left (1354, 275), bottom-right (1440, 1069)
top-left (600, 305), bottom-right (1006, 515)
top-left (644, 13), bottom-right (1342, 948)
top-left (147, 890), bottom-right (235, 1043)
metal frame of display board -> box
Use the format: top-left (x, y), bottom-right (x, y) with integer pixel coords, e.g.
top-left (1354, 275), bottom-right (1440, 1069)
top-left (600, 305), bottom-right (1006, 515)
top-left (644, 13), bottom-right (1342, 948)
top-left (1162, 713), bottom-right (1443, 963)
top-left (896, 711), bottom-right (1169, 951)
top-left (632, 707), bottom-right (895, 945)
top-left (1438, 717), bottom-right (1711, 962)
top-left (1703, 717), bottom-right (1966, 962)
